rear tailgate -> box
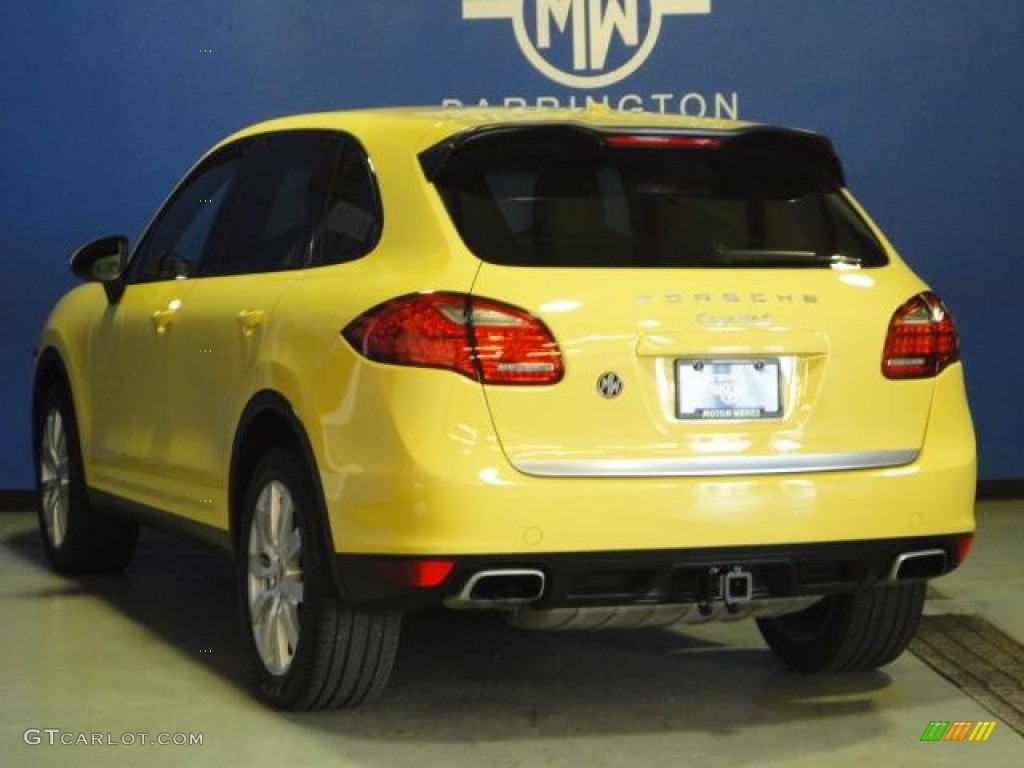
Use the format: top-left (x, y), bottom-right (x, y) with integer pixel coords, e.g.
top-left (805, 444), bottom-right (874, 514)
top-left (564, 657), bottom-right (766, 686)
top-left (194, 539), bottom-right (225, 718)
top-left (472, 265), bottom-right (933, 476)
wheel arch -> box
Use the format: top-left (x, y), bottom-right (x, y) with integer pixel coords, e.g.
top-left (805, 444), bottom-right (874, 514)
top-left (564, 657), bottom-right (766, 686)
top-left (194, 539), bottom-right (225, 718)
top-left (31, 348), bottom-right (73, 453)
top-left (229, 390), bottom-right (337, 567)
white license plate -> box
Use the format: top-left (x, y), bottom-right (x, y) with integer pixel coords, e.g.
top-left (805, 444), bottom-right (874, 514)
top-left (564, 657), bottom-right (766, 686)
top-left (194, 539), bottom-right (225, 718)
top-left (676, 359), bottom-right (782, 420)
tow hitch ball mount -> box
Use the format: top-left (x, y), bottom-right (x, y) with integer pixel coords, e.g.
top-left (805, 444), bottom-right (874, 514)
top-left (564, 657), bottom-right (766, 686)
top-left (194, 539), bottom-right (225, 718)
top-left (698, 565), bottom-right (754, 615)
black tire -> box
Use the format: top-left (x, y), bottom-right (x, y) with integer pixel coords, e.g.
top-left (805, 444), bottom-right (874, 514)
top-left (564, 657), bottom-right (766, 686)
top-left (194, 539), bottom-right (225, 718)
top-left (238, 448), bottom-right (401, 710)
top-left (33, 381), bottom-right (138, 573)
top-left (756, 582), bottom-right (926, 673)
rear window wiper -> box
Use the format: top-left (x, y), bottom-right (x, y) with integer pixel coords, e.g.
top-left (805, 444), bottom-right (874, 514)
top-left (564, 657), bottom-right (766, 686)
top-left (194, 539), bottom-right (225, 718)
top-left (707, 247), bottom-right (862, 268)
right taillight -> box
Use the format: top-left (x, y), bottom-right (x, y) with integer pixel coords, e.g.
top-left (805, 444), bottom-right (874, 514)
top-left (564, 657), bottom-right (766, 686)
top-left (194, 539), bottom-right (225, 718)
top-left (882, 291), bottom-right (960, 379)
top-left (341, 292), bottom-right (564, 385)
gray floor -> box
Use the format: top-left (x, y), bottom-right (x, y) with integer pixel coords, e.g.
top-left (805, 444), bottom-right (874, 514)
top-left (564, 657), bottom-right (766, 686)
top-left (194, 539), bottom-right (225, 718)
top-left (1, 501), bottom-right (1022, 767)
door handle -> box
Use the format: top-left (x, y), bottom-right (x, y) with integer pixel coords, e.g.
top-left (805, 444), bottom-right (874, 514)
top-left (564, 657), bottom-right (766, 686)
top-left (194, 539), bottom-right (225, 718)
top-left (236, 309), bottom-right (267, 336)
top-left (151, 307), bottom-right (178, 334)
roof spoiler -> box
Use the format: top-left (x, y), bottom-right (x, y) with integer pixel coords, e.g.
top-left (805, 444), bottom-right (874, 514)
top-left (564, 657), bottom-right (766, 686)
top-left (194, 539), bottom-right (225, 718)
top-left (419, 123), bottom-right (845, 187)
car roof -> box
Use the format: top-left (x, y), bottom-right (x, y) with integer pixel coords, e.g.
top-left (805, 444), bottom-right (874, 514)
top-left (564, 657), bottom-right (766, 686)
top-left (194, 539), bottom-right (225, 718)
top-left (213, 105), bottom-right (758, 154)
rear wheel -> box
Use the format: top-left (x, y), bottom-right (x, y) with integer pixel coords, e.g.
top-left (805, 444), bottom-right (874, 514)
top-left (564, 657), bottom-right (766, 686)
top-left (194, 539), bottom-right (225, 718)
top-left (239, 448), bottom-right (400, 710)
top-left (756, 582), bottom-right (925, 673)
top-left (34, 382), bottom-right (138, 573)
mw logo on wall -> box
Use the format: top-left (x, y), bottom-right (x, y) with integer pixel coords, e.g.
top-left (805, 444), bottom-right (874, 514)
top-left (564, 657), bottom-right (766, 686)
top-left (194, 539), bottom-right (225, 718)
top-left (448, 0), bottom-right (739, 117)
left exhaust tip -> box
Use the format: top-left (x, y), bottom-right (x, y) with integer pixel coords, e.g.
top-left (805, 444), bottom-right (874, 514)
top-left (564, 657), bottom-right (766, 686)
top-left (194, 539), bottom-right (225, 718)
top-left (445, 569), bottom-right (546, 608)
top-left (890, 549), bottom-right (948, 581)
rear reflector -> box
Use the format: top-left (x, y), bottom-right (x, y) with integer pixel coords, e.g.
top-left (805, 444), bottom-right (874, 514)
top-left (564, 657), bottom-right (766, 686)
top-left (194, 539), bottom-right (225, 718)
top-left (605, 134), bottom-right (722, 149)
top-left (376, 559), bottom-right (455, 588)
top-left (955, 534), bottom-right (974, 566)
top-left (882, 292), bottom-right (960, 379)
top-left (342, 292), bottom-right (564, 385)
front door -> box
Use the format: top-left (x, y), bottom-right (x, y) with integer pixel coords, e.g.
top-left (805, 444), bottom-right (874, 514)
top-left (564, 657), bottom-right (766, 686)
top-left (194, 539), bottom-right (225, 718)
top-left (87, 149), bottom-right (243, 510)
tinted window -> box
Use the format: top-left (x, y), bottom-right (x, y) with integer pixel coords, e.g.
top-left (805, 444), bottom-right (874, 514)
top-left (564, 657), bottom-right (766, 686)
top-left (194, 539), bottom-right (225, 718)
top-left (313, 139), bottom-right (381, 266)
top-left (434, 143), bottom-right (888, 269)
top-left (129, 151), bottom-right (241, 282)
top-left (209, 133), bottom-right (339, 276)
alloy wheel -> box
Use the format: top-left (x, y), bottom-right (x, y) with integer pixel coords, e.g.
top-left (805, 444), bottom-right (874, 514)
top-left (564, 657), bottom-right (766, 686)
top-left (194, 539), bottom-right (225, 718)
top-left (39, 408), bottom-right (70, 549)
top-left (247, 479), bottom-right (304, 675)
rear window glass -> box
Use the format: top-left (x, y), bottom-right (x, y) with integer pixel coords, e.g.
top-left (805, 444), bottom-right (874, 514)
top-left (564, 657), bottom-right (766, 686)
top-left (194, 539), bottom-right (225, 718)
top-left (433, 141), bottom-right (888, 268)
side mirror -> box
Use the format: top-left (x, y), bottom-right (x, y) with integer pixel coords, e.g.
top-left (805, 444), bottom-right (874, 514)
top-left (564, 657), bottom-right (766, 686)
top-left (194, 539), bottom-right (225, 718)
top-left (69, 235), bottom-right (129, 303)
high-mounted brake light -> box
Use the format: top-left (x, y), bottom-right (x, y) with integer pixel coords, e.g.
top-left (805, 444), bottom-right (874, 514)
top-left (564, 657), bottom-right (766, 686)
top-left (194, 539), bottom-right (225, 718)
top-left (342, 292), bottom-right (564, 385)
top-left (882, 292), bottom-right (960, 379)
top-left (605, 135), bottom-right (722, 149)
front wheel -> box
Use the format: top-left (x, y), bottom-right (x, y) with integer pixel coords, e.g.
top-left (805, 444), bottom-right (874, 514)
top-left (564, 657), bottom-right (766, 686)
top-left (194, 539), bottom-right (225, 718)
top-left (239, 448), bottom-right (400, 710)
top-left (34, 382), bottom-right (138, 573)
top-left (756, 582), bottom-right (926, 673)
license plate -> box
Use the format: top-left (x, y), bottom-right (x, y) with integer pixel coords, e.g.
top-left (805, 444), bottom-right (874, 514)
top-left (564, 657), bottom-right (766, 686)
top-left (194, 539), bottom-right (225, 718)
top-left (676, 359), bottom-right (782, 420)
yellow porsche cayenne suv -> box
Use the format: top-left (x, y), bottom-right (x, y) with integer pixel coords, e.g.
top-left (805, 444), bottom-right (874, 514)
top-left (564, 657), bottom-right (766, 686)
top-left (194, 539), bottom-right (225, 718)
top-left (33, 107), bottom-right (976, 710)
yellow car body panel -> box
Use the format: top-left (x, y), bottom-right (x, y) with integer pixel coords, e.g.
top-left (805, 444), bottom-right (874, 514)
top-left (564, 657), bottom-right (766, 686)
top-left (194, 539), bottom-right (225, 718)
top-left (295, 362), bottom-right (974, 556)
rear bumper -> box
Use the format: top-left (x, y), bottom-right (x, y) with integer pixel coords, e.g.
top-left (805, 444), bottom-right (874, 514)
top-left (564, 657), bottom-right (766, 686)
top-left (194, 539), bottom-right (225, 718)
top-left (333, 533), bottom-right (971, 609)
top-left (304, 363), bottom-right (976, 609)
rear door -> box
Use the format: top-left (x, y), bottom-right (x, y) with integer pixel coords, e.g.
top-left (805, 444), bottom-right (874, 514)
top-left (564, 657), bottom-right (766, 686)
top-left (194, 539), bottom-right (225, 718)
top-left (163, 131), bottom-right (351, 523)
top-left (433, 128), bottom-right (934, 476)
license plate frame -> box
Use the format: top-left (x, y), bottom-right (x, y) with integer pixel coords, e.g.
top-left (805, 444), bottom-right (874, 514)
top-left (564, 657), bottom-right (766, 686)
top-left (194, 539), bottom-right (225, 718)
top-left (675, 358), bottom-right (783, 421)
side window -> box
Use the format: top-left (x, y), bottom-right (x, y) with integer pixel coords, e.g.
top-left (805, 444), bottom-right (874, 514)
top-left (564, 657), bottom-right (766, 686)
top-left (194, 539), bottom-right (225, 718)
top-left (208, 133), bottom-right (339, 276)
top-left (129, 151), bottom-right (242, 283)
top-left (314, 139), bottom-right (382, 266)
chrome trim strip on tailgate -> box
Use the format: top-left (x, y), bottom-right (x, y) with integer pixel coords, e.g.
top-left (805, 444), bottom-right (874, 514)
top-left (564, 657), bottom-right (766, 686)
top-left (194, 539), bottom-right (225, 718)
top-left (513, 450), bottom-right (919, 478)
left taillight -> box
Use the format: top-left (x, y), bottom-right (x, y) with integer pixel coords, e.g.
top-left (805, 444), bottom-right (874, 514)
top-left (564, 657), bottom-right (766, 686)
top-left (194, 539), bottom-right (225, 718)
top-left (341, 292), bottom-right (564, 385)
top-left (882, 291), bottom-right (960, 379)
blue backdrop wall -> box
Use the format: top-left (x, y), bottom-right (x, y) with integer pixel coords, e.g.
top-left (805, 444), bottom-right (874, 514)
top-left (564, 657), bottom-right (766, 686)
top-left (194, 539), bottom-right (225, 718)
top-left (1, 0), bottom-right (1021, 487)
